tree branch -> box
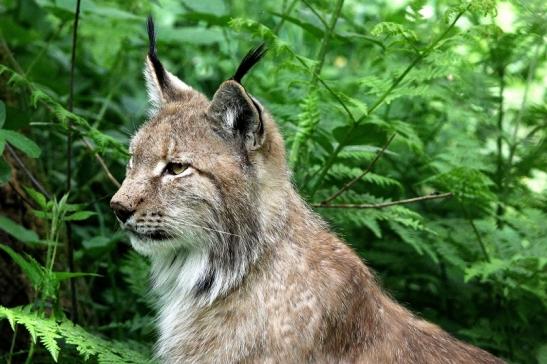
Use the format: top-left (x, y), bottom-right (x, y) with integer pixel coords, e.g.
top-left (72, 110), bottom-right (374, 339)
top-left (312, 192), bottom-right (453, 209)
top-left (82, 138), bottom-right (121, 188)
top-left (319, 133), bottom-right (396, 205)
top-left (459, 203), bottom-right (490, 262)
top-left (5, 144), bottom-right (50, 199)
top-left (8, 181), bottom-right (38, 209)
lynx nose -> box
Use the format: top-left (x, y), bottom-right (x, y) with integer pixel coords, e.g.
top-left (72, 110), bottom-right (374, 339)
top-left (110, 201), bottom-right (135, 224)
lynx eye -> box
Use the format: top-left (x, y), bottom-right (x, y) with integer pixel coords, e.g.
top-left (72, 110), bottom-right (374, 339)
top-left (165, 162), bottom-right (189, 176)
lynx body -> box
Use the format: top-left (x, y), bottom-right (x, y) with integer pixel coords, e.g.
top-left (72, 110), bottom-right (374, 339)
top-left (110, 18), bottom-right (503, 364)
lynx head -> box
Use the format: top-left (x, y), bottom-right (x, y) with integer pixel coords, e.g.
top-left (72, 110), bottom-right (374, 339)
top-left (110, 17), bottom-right (289, 260)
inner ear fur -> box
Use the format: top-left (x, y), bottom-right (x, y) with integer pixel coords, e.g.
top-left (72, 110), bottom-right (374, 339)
top-left (208, 80), bottom-right (265, 151)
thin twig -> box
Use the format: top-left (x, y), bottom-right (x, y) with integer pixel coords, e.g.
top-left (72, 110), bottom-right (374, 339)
top-left (25, 22), bottom-right (67, 76)
top-left (273, 0), bottom-right (299, 34)
top-left (311, 0), bottom-right (344, 80)
top-left (319, 133), bottom-right (396, 205)
top-left (460, 204), bottom-right (490, 262)
top-left (495, 66), bottom-right (505, 226)
top-left (294, 54), bottom-right (356, 123)
top-left (82, 138), bottom-right (121, 187)
top-left (312, 192), bottom-right (453, 209)
top-left (6, 320), bottom-right (18, 364)
top-left (5, 144), bottom-right (50, 199)
top-left (300, 0), bottom-right (329, 33)
top-left (66, 0), bottom-right (82, 324)
top-left (3, 19), bottom-right (119, 195)
top-left (8, 181), bottom-right (37, 209)
top-left (0, 37), bottom-right (24, 74)
top-left (289, 0), bottom-right (345, 167)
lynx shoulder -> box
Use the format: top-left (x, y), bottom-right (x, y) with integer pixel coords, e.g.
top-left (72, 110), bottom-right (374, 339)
top-left (110, 17), bottom-right (504, 364)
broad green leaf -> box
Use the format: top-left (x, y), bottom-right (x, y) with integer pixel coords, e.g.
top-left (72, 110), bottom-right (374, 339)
top-left (332, 124), bottom-right (387, 146)
top-left (82, 236), bottom-right (113, 250)
top-left (65, 211), bottom-right (96, 221)
top-left (32, 210), bottom-right (53, 220)
top-left (0, 244), bottom-right (44, 288)
top-left (0, 129), bottom-right (41, 158)
top-left (25, 187), bottom-right (47, 209)
top-left (0, 215), bottom-right (39, 243)
top-left (537, 344), bottom-right (547, 364)
top-left (58, 193), bottom-right (69, 208)
top-left (51, 272), bottom-right (101, 281)
top-left (64, 202), bottom-right (88, 212)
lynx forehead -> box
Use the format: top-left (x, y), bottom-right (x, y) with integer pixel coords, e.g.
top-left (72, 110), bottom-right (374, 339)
top-left (110, 17), bottom-right (503, 364)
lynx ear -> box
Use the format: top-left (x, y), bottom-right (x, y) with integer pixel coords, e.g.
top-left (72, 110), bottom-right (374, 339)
top-left (208, 44), bottom-right (267, 150)
top-left (209, 81), bottom-right (265, 150)
top-left (144, 16), bottom-right (192, 111)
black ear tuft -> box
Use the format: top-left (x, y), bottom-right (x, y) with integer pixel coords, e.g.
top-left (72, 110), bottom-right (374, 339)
top-left (231, 43), bottom-right (267, 83)
top-left (146, 16), bottom-right (167, 89)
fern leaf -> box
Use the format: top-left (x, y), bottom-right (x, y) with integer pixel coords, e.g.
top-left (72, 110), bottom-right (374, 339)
top-left (0, 65), bottom-right (128, 159)
top-left (289, 89), bottom-right (321, 167)
top-left (371, 22), bottom-right (418, 42)
top-left (0, 306), bottom-right (152, 363)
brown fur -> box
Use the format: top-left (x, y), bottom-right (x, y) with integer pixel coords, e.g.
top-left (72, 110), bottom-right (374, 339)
top-left (110, 42), bottom-right (504, 363)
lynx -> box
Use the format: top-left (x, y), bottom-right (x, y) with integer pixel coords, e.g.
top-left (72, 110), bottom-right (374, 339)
top-left (110, 17), bottom-right (504, 364)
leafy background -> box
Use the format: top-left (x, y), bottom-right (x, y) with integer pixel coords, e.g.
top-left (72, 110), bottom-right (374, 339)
top-left (0, 0), bottom-right (545, 363)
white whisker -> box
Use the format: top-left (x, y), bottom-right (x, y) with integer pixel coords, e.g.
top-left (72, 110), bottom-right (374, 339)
top-left (165, 218), bottom-right (241, 238)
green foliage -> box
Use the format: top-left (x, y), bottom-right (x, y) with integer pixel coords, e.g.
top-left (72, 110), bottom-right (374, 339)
top-left (0, 215), bottom-right (40, 243)
top-left (0, 129), bottom-right (41, 158)
top-left (0, 306), bottom-right (151, 363)
top-left (0, 0), bottom-right (545, 363)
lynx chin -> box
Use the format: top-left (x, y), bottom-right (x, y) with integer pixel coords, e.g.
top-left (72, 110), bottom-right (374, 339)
top-left (110, 16), bottom-right (504, 364)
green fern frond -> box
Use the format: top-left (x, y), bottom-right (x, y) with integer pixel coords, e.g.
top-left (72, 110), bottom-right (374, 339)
top-left (371, 22), bottom-right (418, 42)
top-left (327, 165), bottom-right (401, 189)
top-left (121, 251), bottom-right (152, 302)
top-left (388, 221), bottom-right (439, 263)
top-left (289, 90), bottom-right (321, 167)
top-left (426, 167), bottom-right (496, 213)
top-left (228, 18), bottom-right (291, 55)
top-left (0, 306), bottom-right (61, 361)
top-left (0, 306), bottom-right (152, 363)
top-left (0, 65), bottom-right (127, 159)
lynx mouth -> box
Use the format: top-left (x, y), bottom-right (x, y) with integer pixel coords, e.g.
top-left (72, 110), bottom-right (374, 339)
top-left (130, 230), bottom-right (170, 241)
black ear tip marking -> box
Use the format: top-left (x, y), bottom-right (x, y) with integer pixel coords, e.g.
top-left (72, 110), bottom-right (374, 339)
top-left (145, 15), bottom-right (168, 89)
top-left (146, 15), bottom-right (156, 57)
top-left (232, 43), bottom-right (268, 83)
